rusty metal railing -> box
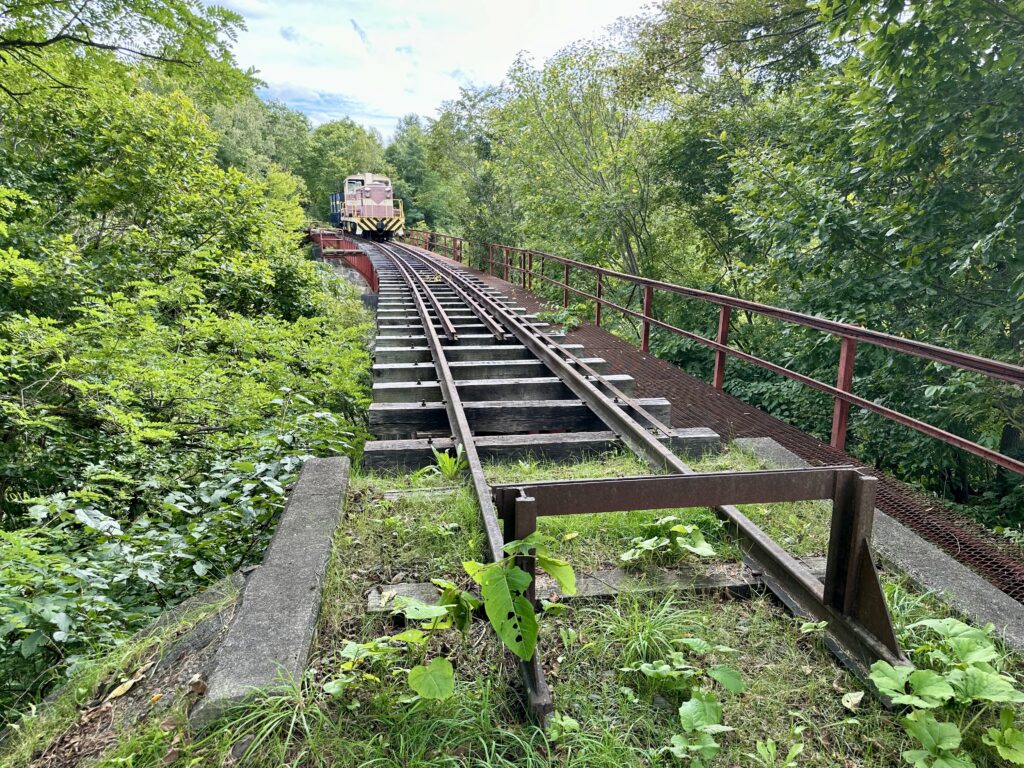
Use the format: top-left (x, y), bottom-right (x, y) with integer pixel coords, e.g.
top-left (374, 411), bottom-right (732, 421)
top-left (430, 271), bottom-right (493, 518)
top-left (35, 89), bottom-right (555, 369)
top-left (401, 229), bottom-right (1024, 477)
top-left (308, 226), bottom-right (378, 290)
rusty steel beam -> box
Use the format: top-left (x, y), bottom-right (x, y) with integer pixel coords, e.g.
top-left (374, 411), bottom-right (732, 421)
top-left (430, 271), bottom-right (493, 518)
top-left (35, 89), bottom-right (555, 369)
top-left (494, 466), bottom-right (906, 681)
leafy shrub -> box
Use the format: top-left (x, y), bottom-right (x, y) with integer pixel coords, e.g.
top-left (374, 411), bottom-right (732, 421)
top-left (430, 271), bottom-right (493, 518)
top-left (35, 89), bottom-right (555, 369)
top-left (0, 81), bottom-right (371, 720)
top-left (869, 617), bottom-right (1024, 766)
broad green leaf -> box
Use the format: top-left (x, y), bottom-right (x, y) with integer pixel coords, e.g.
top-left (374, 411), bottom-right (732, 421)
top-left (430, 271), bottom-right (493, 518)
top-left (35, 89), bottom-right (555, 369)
top-left (537, 553), bottom-right (576, 595)
top-left (392, 596), bottom-right (448, 621)
top-left (20, 630), bottom-right (45, 658)
top-left (463, 561), bottom-right (486, 580)
top-left (902, 711), bottom-right (961, 753)
top-left (870, 660), bottom-right (913, 699)
top-left (392, 628), bottom-right (426, 645)
top-left (946, 637), bottom-right (999, 665)
top-left (676, 637), bottom-right (714, 654)
top-left (475, 563), bottom-right (538, 660)
top-left (909, 618), bottom-right (990, 643)
top-left (948, 667), bottom-right (1024, 704)
top-left (678, 690), bottom-right (722, 733)
top-left (639, 661), bottom-right (674, 678)
top-left (708, 664), bottom-right (746, 693)
top-left (905, 670), bottom-right (955, 708)
top-left (982, 725), bottom-right (1024, 764)
top-left (408, 658), bottom-right (454, 700)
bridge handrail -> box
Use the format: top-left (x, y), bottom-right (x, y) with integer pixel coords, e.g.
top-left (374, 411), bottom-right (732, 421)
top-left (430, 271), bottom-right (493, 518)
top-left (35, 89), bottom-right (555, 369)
top-left (403, 228), bottom-right (1024, 476)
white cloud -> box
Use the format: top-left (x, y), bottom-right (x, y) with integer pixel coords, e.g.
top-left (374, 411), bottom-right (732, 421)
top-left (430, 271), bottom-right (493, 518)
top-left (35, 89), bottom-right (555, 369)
top-left (217, 0), bottom-right (652, 137)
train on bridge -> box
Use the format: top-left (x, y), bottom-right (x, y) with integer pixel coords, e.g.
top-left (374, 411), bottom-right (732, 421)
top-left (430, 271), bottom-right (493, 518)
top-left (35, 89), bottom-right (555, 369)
top-left (328, 172), bottom-right (405, 241)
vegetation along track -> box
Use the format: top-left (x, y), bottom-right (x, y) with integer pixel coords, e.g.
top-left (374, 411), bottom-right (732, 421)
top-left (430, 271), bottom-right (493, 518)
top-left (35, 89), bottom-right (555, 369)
top-left (359, 240), bottom-right (905, 719)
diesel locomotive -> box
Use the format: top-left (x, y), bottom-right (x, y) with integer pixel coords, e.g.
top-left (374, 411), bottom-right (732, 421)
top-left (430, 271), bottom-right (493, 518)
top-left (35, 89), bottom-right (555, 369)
top-left (328, 172), bottom-right (405, 241)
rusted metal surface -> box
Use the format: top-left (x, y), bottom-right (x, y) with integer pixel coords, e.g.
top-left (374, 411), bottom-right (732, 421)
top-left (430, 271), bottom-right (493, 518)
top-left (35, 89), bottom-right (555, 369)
top-left (566, 320), bottom-right (1024, 604)
top-left (712, 305), bottom-right (730, 390)
top-left (494, 465), bottom-right (906, 695)
top-left (402, 228), bottom-right (1024, 476)
top-left (831, 337), bottom-right (858, 451)
top-left (456, 267), bottom-right (1024, 604)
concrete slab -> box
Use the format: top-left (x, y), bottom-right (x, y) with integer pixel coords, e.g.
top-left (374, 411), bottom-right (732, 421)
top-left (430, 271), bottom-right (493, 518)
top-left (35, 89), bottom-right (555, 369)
top-left (189, 456), bottom-right (351, 727)
top-left (737, 437), bottom-right (1024, 650)
top-left (366, 557), bottom-right (829, 613)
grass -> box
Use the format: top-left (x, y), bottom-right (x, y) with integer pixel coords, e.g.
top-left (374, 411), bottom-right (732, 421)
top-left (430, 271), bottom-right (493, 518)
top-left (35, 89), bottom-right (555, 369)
top-left (6, 444), bottom-right (1020, 767)
top-left (0, 578), bottom-right (240, 768)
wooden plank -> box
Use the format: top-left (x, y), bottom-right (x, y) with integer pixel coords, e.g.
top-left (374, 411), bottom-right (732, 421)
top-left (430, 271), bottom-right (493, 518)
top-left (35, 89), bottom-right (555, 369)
top-left (377, 304), bottom-right (528, 314)
top-left (374, 344), bottom-right (585, 364)
top-left (372, 357), bottom-right (608, 383)
top-left (380, 321), bottom-right (551, 335)
top-left (363, 427), bottom-right (716, 469)
top-left (369, 397), bottom-right (673, 436)
top-left (375, 332), bottom-right (567, 347)
top-left (371, 373), bottom-right (636, 403)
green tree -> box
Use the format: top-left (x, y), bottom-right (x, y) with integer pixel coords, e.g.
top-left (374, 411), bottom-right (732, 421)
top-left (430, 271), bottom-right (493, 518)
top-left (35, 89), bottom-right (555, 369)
top-left (300, 119), bottom-right (386, 219)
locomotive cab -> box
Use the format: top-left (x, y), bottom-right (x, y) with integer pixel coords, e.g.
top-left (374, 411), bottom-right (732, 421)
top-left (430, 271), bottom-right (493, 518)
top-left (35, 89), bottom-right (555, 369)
top-left (330, 172), bottom-right (405, 241)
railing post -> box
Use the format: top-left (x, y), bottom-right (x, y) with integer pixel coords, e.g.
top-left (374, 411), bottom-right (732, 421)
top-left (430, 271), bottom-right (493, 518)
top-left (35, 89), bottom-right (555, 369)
top-left (522, 252), bottom-right (527, 289)
top-left (527, 252), bottom-right (533, 291)
top-left (500, 493), bottom-right (538, 606)
top-left (595, 272), bottom-right (603, 327)
top-left (712, 305), bottom-right (731, 390)
top-left (504, 248), bottom-right (510, 282)
top-left (831, 336), bottom-right (858, 452)
top-left (562, 263), bottom-right (570, 308)
top-left (642, 284), bottom-right (653, 353)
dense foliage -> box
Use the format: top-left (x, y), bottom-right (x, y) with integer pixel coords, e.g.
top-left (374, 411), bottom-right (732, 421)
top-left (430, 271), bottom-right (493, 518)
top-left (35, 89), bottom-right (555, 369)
top-left (0, 2), bottom-right (370, 719)
top-left (383, 0), bottom-right (1023, 526)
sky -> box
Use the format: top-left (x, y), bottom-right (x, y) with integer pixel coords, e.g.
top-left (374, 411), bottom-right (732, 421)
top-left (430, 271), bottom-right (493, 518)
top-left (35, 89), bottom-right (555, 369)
top-left (215, 0), bottom-right (653, 138)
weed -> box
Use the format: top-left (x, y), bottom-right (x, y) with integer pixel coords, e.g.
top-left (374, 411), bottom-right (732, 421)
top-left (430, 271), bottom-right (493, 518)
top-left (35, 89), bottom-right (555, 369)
top-left (619, 514), bottom-right (718, 567)
top-left (584, 594), bottom-right (700, 667)
top-left (209, 672), bottom-right (332, 768)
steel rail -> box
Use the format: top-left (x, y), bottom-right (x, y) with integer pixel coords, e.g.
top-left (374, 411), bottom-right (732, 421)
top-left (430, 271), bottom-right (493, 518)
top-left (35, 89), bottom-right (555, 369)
top-left (392, 245), bottom-right (903, 678)
top-left (378, 242), bottom-right (553, 717)
top-left (415, 263), bottom-right (460, 342)
top-left (376, 245), bottom-right (504, 561)
top-left (393, 243), bottom-right (676, 440)
top-left (390, 242), bottom-right (506, 341)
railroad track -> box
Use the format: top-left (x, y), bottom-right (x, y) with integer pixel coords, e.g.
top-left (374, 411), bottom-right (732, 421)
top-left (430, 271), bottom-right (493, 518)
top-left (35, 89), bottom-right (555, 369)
top-left (359, 240), bottom-right (905, 719)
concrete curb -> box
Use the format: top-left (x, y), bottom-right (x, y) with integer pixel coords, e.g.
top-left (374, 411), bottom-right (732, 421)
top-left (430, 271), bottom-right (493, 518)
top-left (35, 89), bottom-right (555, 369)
top-left (734, 437), bottom-right (1024, 651)
top-left (189, 456), bottom-right (351, 727)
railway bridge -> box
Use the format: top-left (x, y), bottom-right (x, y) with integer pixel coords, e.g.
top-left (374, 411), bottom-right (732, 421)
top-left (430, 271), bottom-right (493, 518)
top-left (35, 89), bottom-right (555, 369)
top-left (307, 226), bottom-right (1024, 719)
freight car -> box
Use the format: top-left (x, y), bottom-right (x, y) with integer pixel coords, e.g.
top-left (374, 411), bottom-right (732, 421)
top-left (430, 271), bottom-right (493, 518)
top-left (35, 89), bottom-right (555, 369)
top-left (328, 172), bottom-right (405, 241)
